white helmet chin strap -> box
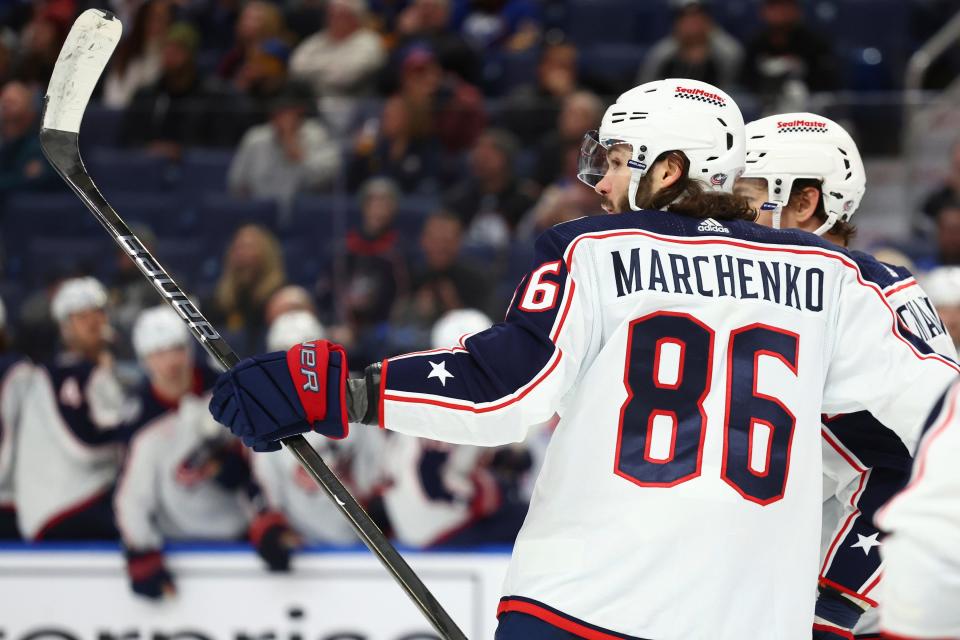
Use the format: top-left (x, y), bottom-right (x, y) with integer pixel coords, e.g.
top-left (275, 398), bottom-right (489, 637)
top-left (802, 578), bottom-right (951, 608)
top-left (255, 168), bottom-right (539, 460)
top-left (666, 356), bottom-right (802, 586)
top-left (810, 215), bottom-right (837, 237)
top-left (627, 158), bottom-right (647, 211)
top-left (761, 201), bottom-right (784, 229)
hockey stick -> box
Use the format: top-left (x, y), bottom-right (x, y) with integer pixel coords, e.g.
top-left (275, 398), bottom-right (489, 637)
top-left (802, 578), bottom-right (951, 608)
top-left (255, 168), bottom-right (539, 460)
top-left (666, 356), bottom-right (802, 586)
top-left (39, 10), bottom-right (466, 639)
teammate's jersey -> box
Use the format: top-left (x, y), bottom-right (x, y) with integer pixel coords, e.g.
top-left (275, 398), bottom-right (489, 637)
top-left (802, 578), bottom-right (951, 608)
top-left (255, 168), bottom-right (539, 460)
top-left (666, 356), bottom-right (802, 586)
top-left (15, 354), bottom-right (131, 540)
top-left (252, 428), bottom-right (383, 544)
top-left (818, 255), bottom-right (959, 635)
top-left (875, 381), bottom-right (960, 638)
top-left (115, 368), bottom-right (250, 550)
top-left (380, 435), bottom-right (502, 547)
top-left (0, 354), bottom-right (34, 507)
top-left (376, 211), bottom-right (960, 640)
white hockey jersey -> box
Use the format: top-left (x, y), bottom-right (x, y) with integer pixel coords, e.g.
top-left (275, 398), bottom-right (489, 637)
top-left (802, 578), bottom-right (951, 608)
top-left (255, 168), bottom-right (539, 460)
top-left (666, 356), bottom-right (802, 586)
top-left (0, 355), bottom-right (34, 509)
top-left (252, 428), bottom-right (383, 544)
top-left (819, 257), bottom-right (959, 634)
top-left (15, 355), bottom-right (131, 540)
top-left (376, 212), bottom-right (960, 640)
top-left (876, 380), bottom-right (960, 638)
top-left (115, 372), bottom-right (250, 550)
top-left (380, 435), bottom-right (502, 547)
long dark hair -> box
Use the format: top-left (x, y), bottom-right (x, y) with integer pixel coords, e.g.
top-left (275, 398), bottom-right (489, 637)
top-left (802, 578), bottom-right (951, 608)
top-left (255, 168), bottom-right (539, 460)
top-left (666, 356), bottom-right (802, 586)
top-left (641, 152), bottom-right (756, 222)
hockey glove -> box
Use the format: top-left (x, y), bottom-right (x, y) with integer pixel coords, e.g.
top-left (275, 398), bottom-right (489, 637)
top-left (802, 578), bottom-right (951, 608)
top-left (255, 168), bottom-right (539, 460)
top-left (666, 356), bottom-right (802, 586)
top-left (125, 549), bottom-right (175, 600)
top-left (250, 511), bottom-right (301, 572)
top-left (209, 341), bottom-right (349, 452)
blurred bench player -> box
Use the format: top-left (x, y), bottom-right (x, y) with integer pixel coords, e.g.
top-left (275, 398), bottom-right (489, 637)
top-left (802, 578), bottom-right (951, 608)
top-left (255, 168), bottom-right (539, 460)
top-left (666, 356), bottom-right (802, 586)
top-left (209, 78), bottom-right (960, 639)
top-left (735, 113), bottom-right (959, 639)
top-left (116, 306), bottom-right (252, 599)
top-left (378, 309), bottom-right (531, 548)
top-left (16, 277), bottom-right (132, 540)
top-left (0, 296), bottom-right (34, 539)
top-left (249, 309), bottom-right (383, 554)
top-left (875, 380), bottom-right (960, 638)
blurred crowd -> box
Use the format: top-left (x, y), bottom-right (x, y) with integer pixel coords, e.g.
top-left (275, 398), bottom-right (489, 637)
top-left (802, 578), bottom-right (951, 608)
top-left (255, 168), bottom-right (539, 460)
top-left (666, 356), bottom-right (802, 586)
top-left (0, 0), bottom-right (959, 599)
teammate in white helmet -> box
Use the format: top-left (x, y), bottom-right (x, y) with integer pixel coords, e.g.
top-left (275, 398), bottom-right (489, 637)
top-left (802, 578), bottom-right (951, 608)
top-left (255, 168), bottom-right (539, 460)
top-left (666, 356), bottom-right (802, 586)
top-left (0, 296), bottom-right (35, 539)
top-left (921, 266), bottom-right (960, 351)
top-left (250, 310), bottom-right (383, 548)
top-left (377, 308), bottom-right (531, 548)
top-left (15, 277), bottom-right (132, 540)
top-left (734, 113), bottom-right (959, 639)
top-left (115, 306), bottom-right (252, 600)
top-left (210, 79), bottom-right (959, 639)
top-left (875, 379), bottom-right (960, 638)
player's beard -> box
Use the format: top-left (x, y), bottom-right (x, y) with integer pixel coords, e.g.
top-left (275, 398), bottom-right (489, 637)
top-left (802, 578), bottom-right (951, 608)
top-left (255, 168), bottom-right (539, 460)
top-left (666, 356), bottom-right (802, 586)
top-left (603, 172), bottom-right (656, 213)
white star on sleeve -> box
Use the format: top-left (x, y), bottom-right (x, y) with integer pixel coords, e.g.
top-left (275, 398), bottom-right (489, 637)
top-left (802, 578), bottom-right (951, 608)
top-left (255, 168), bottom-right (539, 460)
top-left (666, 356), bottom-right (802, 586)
top-left (427, 361), bottom-right (455, 387)
top-left (851, 532), bottom-right (882, 556)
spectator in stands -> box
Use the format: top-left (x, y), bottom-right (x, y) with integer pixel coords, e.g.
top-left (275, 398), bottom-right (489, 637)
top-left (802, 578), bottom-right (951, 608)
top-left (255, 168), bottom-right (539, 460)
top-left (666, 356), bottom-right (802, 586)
top-left (116, 307), bottom-right (254, 600)
top-left (234, 38), bottom-right (295, 124)
top-left (207, 224), bottom-right (287, 356)
top-left (289, 0), bottom-right (386, 100)
top-left (395, 45), bottom-right (486, 153)
top-left (121, 22), bottom-right (242, 158)
top-left (741, 0), bottom-right (839, 106)
top-left (392, 0), bottom-right (481, 84)
top-left (532, 90), bottom-right (603, 191)
top-left (444, 128), bottom-right (536, 246)
top-left (348, 94), bottom-right (442, 193)
top-left (0, 296), bottom-right (33, 540)
top-left (0, 80), bottom-right (54, 197)
top-left (500, 41), bottom-right (580, 145)
top-left (458, 0), bottom-right (542, 53)
top-left (343, 178), bottom-right (409, 361)
top-left (103, 0), bottom-right (172, 108)
top-left (0, 29), bottom-right (14, 88)
top-left (217, 0), bottom-right (288, 88)
top-left (265, 285), bottom-right (316, 327)
top-left (923, 267), bottom-right (960, 351)
top-left (10, 11), bottom-right (64, 86)
top-left (922, 138), bottom-right (960, 221)
top-left (934, 204), bottom-right (960, 267)
top-left (228, 83), bottom-right (341, 204)
top-left (519, 181), bottom-right (597, 240)
top-left (16, 277), bottom-right (131, 541)
top-left (638, 0), bottom-right (743, 90)
top-left (393, 211), bottom-right (491, 332)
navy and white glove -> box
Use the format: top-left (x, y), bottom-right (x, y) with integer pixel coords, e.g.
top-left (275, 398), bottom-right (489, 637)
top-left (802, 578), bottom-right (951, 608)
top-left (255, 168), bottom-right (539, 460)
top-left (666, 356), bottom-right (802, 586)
top-left (125, 549), bottom-right (175, 600)
top-left (209, 340), bottom-right (349, 452)
top-left (813, 586), bottom-right (866, 640)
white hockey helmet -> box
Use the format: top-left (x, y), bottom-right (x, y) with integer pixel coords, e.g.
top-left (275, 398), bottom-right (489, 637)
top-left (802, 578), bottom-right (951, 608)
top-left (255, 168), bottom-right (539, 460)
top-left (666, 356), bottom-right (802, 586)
top-left (742, 113), bottom-right (866, 235)
top-left (133, 306), bottom-right (191, 359)
top-left (51, 276), bottom-right (108, 323)
top-left (922, 267), bottom-right (960, 308)
top-left (578, 78), bottom-right (746, 211)
top-left (431, 308), bottom-right (493, 349)
top-left (267, 310), bottom-right (326, 352)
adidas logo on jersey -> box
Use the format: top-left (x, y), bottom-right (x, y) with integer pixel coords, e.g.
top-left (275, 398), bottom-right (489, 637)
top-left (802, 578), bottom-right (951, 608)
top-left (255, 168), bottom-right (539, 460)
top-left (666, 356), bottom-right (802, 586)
top-left (697, 218), bottom-right (730, 234)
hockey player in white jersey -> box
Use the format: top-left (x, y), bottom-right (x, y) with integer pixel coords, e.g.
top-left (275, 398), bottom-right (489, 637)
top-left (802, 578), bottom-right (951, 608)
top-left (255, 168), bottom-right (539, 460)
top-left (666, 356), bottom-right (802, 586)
top-left (875, 380), bottom-right (960, 638)
top-left (378, 309), bottom-right (530, 548)
top-left (249, 310), bottom-right (377, 549)
top-left (16, 277), bottom-right (131, 540)
top-left (735, 113), bottom-right (959, 639)
top-left (210, 79), bottom-right (960, 639)
top-left (0, 297), bottom-right (34, 539)
top-left (116, 306), bottom-right (252, 599)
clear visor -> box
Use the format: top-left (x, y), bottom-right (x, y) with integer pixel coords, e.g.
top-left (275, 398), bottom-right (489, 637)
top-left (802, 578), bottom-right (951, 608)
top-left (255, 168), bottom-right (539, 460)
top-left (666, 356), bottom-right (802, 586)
top-left (577, 130), bottom-right (640, 188)
top-left (577, 130), bottom-right (608, 188)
